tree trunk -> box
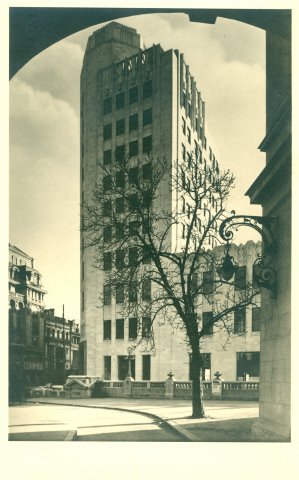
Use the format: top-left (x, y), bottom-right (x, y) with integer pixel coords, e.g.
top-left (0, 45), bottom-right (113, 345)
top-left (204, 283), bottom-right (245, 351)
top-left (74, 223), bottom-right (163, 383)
top-left (191, 345), bottom-right (206, 418)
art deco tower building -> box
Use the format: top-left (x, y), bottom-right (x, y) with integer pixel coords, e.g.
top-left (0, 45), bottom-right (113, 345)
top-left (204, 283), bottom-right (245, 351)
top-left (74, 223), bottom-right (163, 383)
top-left (80, 22), bottom-right (220, 380)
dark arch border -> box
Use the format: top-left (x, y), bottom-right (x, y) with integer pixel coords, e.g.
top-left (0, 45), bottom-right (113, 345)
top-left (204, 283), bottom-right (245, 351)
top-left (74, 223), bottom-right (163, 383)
top-left (9, 7), bottom-right (290, 79)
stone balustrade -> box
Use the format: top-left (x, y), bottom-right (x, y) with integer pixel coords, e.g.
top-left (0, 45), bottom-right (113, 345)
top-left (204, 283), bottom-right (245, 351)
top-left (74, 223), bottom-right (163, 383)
top-left (25, 377), bottom-right (259, 401)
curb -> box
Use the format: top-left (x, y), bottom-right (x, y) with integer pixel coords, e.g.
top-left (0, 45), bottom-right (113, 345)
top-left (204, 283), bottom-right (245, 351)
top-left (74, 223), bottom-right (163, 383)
top-left (64, 430), bottom-right (77, 441)
top-left (24, 399), bottom-right (195, 441)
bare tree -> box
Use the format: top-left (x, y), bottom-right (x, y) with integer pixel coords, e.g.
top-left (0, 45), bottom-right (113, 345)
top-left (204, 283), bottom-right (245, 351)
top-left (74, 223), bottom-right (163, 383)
top-left (82, 150), bottom-right (260, 418)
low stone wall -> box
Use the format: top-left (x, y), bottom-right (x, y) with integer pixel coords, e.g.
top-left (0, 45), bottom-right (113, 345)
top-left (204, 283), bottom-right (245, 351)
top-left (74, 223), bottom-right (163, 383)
top-left (25, 376), bottom-right (259, 401)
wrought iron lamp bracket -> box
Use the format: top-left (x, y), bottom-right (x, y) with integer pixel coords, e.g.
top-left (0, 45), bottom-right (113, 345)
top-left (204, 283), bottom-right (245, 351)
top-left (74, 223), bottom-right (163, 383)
top-left (219, 215), bottom-right (277, 296)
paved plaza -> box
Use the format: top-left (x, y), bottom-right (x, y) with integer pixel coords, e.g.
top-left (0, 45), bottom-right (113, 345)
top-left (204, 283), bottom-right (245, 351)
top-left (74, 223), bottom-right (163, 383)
top-left (9, 398), bottom-right (259, 442)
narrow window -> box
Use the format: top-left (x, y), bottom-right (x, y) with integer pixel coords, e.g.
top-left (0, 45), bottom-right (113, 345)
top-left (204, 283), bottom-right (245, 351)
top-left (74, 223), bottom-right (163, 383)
top-left (116, 118), bottom-right (125, 136)
top-left (103, 225), bottom-right (112, 243)
top-left (142, 316), bottom-right (151, 338)
top-left (129, 140), bottom-right (138, 158)
top-left (115, 145), bottom-right (125, 163)
top-left (103, 252), bottom-right (112, 271)
top-left (103, 97), bottom-right (112, 115)
top-left (203, 271), bottom-right (213, 295)
top-left (142, 355), bottom-right (151, 380)
top-left (115, 197), bottom-right (125, 214)
top-left (116, 319), bottom-right (125, 339)
top-left (128, 167), bottom-right (139, 186)
top-left (142, 163), bottom-right (152, 182)
top-left (235, 266), bottom-right (247, 291)
top-left (143, 108), bottom-right (152, 126)
top-left (116, 283), bottom-right (125, 303)
top-left (103, 200), bottom-right (112, 217)
top-left (129, 247), bottom-right (138, 267)
top-left (116, 250), bottom-right (125, 270)
top-left (103, 175), bottom-right (112, 192)
top-left (143, 80), bottom-right (152, 99)
top-left (143, 135), bottom-right (152, 154)
top-left (129, 281), bottom-right (137, 303)
top-left (202, 312), bottom-right (213, 335)
top-left (103, 123), bottom-right (112, 140)
top-left (129, 86), bottom-right (138, 104)
top-left (129, 113), bottom-right (138, 132)
top-left (103, 285), bottom-right (111, 305)
top-left (116, 92), bottom-right (125, 110)
top-left (103, 149), bottom-right (112, 166)
top-left (252, 307), bottom-right (261, 332)
top-left (234, 309), bottom-right (246, 333)
top-left (129, 317), bottom-right (138, 340)
top-left (103, 356), bottom-right (111, 380)
top-left (103, 320), bottom-right (111, 340)
top-left (142, 279), bottom-right (151, 301)
top-left (115, 170), bottom-right (125, 188)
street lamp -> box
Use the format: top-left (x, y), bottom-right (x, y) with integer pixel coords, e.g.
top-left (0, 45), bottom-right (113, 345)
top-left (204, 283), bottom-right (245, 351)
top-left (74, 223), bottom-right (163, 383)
top-left (126, 346), bottom-right (133, 379)
top-left (218, 214), bottom-right (277, 296)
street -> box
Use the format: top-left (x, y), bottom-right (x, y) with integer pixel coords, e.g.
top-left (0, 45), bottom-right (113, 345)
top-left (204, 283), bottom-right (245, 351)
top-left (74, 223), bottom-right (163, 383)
top-left (9, 403), bottom-right (182, 441)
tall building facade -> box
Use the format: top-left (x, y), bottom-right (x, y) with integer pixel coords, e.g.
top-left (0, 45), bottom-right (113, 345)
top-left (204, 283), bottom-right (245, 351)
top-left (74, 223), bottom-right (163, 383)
top-left (80, 22), bottom-right (258, 382)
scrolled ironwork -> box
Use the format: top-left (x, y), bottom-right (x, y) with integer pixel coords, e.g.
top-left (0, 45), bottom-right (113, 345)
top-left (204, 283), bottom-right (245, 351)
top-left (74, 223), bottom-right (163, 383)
top-left (219, 215), bottom-right (276, 256)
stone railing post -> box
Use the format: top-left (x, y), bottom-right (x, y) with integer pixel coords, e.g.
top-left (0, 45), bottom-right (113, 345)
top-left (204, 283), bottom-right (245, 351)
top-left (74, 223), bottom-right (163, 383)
top-left (124, 376), bottom-right (134, 397)
top-left (165, 371), bottom-right (175, 399)
top-left (212, 371), bottom-right (223, 399)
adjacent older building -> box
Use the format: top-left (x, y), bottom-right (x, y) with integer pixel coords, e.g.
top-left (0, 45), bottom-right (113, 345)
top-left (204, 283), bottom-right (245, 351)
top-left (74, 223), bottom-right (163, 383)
top-left (9, 244), bottom-right (47, 400)
top-left (8, 244), bottom-right (81, 399)
top-left (44, 308), bottom-right (80, 384)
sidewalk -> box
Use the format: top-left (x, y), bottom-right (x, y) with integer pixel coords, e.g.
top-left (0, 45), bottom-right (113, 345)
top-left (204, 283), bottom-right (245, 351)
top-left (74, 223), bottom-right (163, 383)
top-left (20, 397), bottom-right (259, 442)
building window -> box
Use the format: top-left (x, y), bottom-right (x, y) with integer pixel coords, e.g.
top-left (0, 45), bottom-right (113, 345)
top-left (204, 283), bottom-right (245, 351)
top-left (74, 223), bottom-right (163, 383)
top-left (103, 123), bottom-right (112, 140)
top-left (116, 92), bottom-right (125, 110)
top-left (103, 97), bottom-right (112, 115)
top-left (103, 149), bottom-right (112, 166)
top-left (234, 308), bottom-right (246, 333)
top-left (103, 320), bottom-right (111, 340)
top-left (103, 285), bottom-right (111, 305)
top-left (187, 127), bottom-right (191, 144)
top-left (103, 175), bottom-right (112, 192)
top-left (182, 143), bottom-right (186, 160)
top-left (81, 291), bottom-right (85, 311)
top-left (143, 80), bottom-right (152, 99)
top-left (142, 355), bottom-right (151, 380)
top-left (252, 307), bottom-right (261, 332)
top-left (142, 163), bottom-right (152, 182)
top-left (129, 140), bottom-right (138, 158)
top-left (115, 223), bottom-right (125, 240)
top-left (115, 145), bottom-right (125, 163)
top-left (103, 225), bottom-right (112, 243)
top-left (129, 280), bottom-right (137, 303)
top-left (116, 118), bottom-right (125, 136)
top-left (115, 197), bottom-right (125, 214)
top-left (32, 316), bottom-right (39, 345)
top-left (116, 250), bottom-right (125, 270)
top-left (142, 279), bottom-right (151, 301)
top-left (115, 170), bottom-right (125, 189)
top-left (142, 246), bottom-right (151, 264)
top-left (129, 86), bottom-right (138, 104)
top-left (103, 200), bottom-right (112, 217)
top-left (129, 317), bottom-right (138, 339)
top-left (129, 221), bottom-right (139, 237)
top-left (118, 355), bottom-right (135, 380)
top-left (129, 167), bottom-right (139, 186)
top-left (235, 266), bottom-right (247, 291)
top-left (116, 283), bottom-right (125, 303)
top-left (103, 252), bottom-right (112, 271)
top-left (128, 193), bottom-right (138, 212)
top-left (203, 271), bottom-right (213, 295)
top-left (143, 135), bottom-right (152, 154)
top-left (129, 247), bottom-right (138, 267)
top-left (143, 108), bottom-right (152, 126)
top-left (187, 152), bottom-right (192, 168)
top-left (142, 316), bottom-right (151, 338)
top-left (116, 319), bottom-right (125, 339)
top-left (202, 312), bottom-right (213, 335)
top-left (237, 352), bottom-right (260, 379)
top-left (129, 113), bottom-right (138, 132)
top-left (103, 356), bottom-right (111, 380)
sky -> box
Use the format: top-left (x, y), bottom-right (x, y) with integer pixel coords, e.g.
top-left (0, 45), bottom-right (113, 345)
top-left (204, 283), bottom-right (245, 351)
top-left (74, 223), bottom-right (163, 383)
top-left (9, 12), bottom-right (266, 320)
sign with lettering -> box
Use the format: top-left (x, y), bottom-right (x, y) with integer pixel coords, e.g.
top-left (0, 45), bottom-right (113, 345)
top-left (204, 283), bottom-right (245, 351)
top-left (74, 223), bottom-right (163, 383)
top-left (24, 361), bottom-right (43, 370)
